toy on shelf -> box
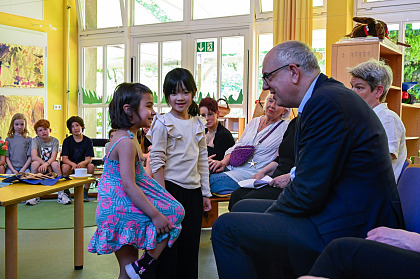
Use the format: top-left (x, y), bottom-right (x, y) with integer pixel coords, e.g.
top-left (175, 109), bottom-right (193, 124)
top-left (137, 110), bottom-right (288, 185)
top-left (346, 17), bottom-right (410, 47)
top-left (402, 82), bottom-right (418, 104)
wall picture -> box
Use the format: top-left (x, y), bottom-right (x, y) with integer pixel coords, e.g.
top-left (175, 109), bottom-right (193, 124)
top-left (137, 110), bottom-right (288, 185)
top-left (0, 95), bottom-right (44, 138)
top-left (0, 43), bottom-right (44, 88)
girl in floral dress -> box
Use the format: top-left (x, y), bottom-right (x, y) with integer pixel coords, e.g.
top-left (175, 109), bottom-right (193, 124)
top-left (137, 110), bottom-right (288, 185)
top-left (88, 83), bottom-right (184, 279)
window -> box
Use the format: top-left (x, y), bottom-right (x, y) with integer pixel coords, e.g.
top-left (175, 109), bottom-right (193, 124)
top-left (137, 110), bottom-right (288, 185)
top-left (404, 22), bottom-right (420, 99)
top-left (193, 0), bottom-right (250, 19)
top-left (196, 38), bottom-right (218, 101)
top-left (195, 35), bottom-right (246, 117)
top-left (259, 0), bottom-right (273, 13)
top-left (134, 0), bottom-right (183, 25)
top-left (221, 37), bottom-right (244, 106)
top-left (388, 24), bottom-right (399, 43)
top-left (79, 0), bottom-right (123, 30)
top-left (257, 34), bottom-right (273, 94)
top-left (313, 29), bottom-right (326, 74)
top-left (138, 40), bottom-right (182, 113)
top-left (81, 44), bottom-right (125, 139)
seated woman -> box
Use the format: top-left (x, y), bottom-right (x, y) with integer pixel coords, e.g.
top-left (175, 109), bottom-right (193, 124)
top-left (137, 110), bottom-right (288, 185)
top-left (209, 94), bottom-right (290, 195)
top-left (199, 97), bottom-right (235, 162)
top-left (228, 116), bottom-right (297, 210)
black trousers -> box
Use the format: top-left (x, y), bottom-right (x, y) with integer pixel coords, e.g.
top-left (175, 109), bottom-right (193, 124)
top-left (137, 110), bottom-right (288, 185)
top-left (309, 237), bottom-right (420, 279)
top-left (228, 186), bottom-right (282, 211)
top-left (156, 181), bottom-right (203, 279)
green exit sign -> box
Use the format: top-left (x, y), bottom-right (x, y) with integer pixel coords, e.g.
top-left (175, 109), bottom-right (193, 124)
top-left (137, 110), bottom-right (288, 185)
top-left (197, 42), bottom-right (214, 52)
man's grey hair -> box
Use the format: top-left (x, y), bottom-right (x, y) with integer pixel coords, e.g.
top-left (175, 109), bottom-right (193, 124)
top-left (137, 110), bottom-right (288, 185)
top-left (348, 58), bottom-right (393, 102)
top-left (272, 41), bottom-right (320, 74)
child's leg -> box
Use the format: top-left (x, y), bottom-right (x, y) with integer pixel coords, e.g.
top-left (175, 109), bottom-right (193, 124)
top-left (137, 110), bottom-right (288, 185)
top-left (148, 237), bottom-right (169, 259)
top-left (31, 161), bottom-right (41, 173)
top-left (115, 245), bottom-right (138, 279)
top-left (61, 163), bottom-right (72, 176)
top-left (0, 165), bottom-right (5, 174)
top-left (83, 163), bottom-right (95, 202)
top-left (61, 163), bottom-right (73, 197)
top-left (51, 161), bottom-right (61, 175)
top-left (124, 238), bottom-right (169, 279)
top-left (84, 162), bottom-right (95, 189)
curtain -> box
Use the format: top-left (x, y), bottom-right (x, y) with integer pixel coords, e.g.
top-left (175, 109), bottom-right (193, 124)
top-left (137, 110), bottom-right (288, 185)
top-left (273, 0), bottom-right (313, 47)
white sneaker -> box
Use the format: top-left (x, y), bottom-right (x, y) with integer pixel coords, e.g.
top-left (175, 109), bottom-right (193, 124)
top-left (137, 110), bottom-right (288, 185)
top-left (25, 197), bottom-right (40, 206)
top-left (57, 191), bottom-right (72, 205)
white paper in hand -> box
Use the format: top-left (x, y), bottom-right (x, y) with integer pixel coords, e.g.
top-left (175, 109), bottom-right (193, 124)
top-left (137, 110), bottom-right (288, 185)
top-left (238, 175), bottom-right (272, 189)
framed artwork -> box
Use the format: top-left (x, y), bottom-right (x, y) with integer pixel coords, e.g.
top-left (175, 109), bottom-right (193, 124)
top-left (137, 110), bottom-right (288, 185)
top-left (0, 95), bottom-right (44, 138)
top-left (0, 43), bottom-right (44, 88)
top-left (0, 24), bottom-right (47, 119)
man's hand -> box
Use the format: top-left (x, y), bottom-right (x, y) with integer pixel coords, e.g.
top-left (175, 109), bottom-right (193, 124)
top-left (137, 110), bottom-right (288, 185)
top-left (366, 227), bottom-right (420, 252)
top-left (269, 173), bottom-right (291, 188)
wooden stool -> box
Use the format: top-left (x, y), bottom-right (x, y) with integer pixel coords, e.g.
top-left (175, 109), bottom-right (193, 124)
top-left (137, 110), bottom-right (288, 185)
top-left (202, 196), bottom-right (230, 228)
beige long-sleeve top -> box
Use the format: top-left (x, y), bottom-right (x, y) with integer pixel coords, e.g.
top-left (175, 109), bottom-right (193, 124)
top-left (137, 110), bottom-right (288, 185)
top-left (147, 113), bottom-right (211, 197)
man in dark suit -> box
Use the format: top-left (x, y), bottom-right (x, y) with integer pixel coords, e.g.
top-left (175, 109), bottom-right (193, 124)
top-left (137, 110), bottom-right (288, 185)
top-left (211, 41), bottom-right (404, 279)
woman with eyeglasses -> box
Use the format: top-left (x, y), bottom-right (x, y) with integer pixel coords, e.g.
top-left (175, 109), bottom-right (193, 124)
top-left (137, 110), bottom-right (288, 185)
top-left (209, 94), bottom-right (290, 196)
top-left (199, 98), bottom-right (235, 163)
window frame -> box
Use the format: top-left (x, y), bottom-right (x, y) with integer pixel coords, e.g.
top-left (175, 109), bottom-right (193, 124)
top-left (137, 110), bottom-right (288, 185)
top-left (78, 36), bottom-right (128, 138)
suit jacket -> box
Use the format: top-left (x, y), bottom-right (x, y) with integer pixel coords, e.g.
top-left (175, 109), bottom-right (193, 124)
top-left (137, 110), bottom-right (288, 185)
top-left (206, 122), bottom-right (235, 161)
top-left (268, 74), bottom-right (404, 274)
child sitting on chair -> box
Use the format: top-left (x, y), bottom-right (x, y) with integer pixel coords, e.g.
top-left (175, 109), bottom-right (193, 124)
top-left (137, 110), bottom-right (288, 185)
top-left (31, 119), bottom-right (70, 205)
top-left (61, 116), bottom-right (95, 202)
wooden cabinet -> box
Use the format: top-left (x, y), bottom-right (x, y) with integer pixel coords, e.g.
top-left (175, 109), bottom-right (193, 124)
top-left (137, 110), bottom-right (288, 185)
top-left (331, 38), bottom-right (420, 158)
top-left (219, 117), bottom-right (245, 140)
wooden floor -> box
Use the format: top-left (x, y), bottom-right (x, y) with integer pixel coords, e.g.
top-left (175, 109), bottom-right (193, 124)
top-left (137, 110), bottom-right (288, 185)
top-left (0, 201), bottom-right (229, 279)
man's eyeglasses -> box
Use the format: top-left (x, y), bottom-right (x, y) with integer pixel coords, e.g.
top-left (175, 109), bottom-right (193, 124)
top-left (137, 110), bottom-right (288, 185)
top-left (262, 64), bottom-right (299, 85)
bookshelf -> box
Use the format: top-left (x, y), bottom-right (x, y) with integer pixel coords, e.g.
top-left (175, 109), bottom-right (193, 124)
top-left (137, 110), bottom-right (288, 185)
top-left (331, 38), bottom-right (420, 157)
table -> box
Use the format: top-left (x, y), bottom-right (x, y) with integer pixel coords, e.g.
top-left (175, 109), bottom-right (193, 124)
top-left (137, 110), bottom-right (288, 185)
top-left (0, 177), bottom-right (95, 279)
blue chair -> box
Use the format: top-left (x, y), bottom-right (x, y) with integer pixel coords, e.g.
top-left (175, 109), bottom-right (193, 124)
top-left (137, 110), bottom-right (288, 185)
top-left (397, 164), bottom-right (420, 233)
top-left (397, 160), bottom-right (410, 184)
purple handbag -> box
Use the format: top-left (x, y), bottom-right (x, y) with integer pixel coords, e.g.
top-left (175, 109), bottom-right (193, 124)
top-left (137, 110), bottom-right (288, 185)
top-left (229, 145), bottom-right (256, 167)
top-left (229, 119), bottom-right (284, 167)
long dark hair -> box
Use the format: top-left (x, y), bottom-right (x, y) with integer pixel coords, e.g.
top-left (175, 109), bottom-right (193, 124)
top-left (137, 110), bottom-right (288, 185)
top-left (163, 68), bottom-right (199, 116)
top-left (109, 83), bottom-right (153, 129)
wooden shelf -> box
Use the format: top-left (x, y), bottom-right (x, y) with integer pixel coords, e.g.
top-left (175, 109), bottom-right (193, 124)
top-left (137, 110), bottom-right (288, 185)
top-left (332, 39), bottom-right (420, 158)
top-left (220, 117), bottom-right (245, 140)
top-left (402, 103), bottom-right (420, 109)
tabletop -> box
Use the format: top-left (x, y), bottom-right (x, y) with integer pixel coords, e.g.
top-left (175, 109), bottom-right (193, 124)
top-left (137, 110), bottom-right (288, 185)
top-left (0, 178), bottom-right (95, 206)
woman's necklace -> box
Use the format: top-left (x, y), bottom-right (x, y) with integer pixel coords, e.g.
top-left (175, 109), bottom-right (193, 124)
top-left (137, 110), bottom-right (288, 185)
top-left (258, 117), bottom-right (268, 133)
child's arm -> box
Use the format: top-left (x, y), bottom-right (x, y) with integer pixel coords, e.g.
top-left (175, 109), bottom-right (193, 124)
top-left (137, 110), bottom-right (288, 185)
top-left (61, 156), bottom-right (77, 168)
top-left (21, 157), bottom-right (32, 173)
top-left (31, 148), bottom-right (48, 173)
top-left (76, 157), bottom-right (92, 168)
top-left (0, 155), bottom-right (5, 166)
top-left (5, 157), bottom-right (17, 173)
top-left (118, 138), bottom-right (172, 234)
top-left (148, 117), bottom-right (168, 187)
top-left (76, 138), bottom-right (94, 168)
top-left (153, 168), bottom-right (165, 188)
top-left (197, 122), bottom-right (212, 211)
